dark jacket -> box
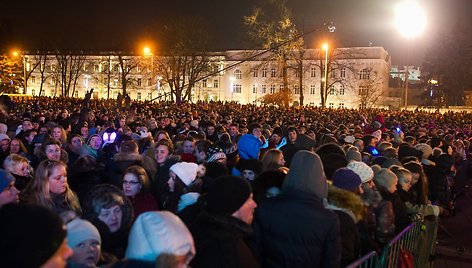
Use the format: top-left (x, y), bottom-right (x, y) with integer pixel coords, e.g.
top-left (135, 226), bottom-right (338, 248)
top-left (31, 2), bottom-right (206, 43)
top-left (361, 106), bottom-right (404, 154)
top-left (379, 188), bottom-right (411, 233)
top-left (105, 153), bottom-right (143, 187)
top-left (190, 211), bottom-right (260, 268)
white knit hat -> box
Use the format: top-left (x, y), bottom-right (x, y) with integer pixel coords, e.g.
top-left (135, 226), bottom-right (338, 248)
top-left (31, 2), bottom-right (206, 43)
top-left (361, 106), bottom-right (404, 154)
top-left (66, 218), bottom-right (101, 248)
top-left (126, 211), bottom-right (195, 261)
top-left (347, 161), bottom-right (374, 183)
top-left (414, 143), bottom-right (433, 159)
top-left (169, 162), bottom-right (198, 186)
top-left (0, 123), bottom-right (7, 134)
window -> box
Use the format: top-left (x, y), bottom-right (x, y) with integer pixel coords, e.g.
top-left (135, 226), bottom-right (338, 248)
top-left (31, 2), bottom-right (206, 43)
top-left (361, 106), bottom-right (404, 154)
top-left (341, 67), bottom-right (346, 78)
top-left (309, 102), bottom-right (315, 106)
top-left (51, 65), bottom-right (56, 71)
top-left (114, 79), bottom-right (119, 86)
top-left (252, 84), bottom-right (257, 93)
top-left (136, 66), bottom-right (141, 72)
top-left (331, 70), bottom-right (336, 78)
top-left (147, 79), bottom-right (152, 86)
top-left (31, 76), bottom-right (36, 84)
top-left (137, 78), bottom-right (142, 86)
top-left (359, 86), bottom-right (368, 95)
top-left (202, 79), bottom-right (207, 87)
top-left (360, 68), bottom-right (370, 80)
top-left (233, 84), bottom-right (241, 93)
top-left (339, 103), bottom-right (344, 109)
top-left (279, 85), bottom-right (284, 92)
top-left (147, 93), bottom-right (152, 100)
top-left (270, 85), bottom-right (275, 94)
top-left (329, 103), bottom-right (334, 109)
top-left (262, 68), bottom-right (267, 77)
top-left (310, 67), bottom-right (316, 77)
top-left (234, 69), bottom-right (242, 79)
top-left (271, 68), bottom-right (276, 77)
top-left (329, 87), bottom-right (335, 95)
top-left (213, 80), bottom-right (219, 88)
top-left (253, 68), bottom-right (258, 77)
top-left (262, 84), bottom-right (266, 94)
top-left (310, 85), bottom-right (316, 95)
top-left (295, 70), bottom-right (300, 78)
top-left (94, 65), bottom-right (99, 72)
top-left (137, 92), bottom-right (142, 100)
top-left (339, 85), bottom-right (345, 95)
top-left (74, 91), bottom-right (78, 98)
top-left (294, 85), bottom-right (300, 95)
top-left (32, 89), bottom-right (35, 96)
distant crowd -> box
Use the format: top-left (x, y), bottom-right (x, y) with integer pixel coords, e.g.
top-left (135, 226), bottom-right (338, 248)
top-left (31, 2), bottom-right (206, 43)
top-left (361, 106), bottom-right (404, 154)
top-left (0, 95), bottom-right (471, 267)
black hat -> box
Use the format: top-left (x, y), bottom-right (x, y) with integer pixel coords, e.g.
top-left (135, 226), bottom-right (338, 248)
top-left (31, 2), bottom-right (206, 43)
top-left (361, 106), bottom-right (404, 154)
top-left (206, 176), bottom-right (252, 215)
top-left (0, 204), bottom-right (67, 267)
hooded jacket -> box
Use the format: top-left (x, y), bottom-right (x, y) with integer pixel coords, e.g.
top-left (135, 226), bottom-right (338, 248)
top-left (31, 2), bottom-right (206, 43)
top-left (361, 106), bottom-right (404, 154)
top-left (254, 150), bottom-right (341, 268)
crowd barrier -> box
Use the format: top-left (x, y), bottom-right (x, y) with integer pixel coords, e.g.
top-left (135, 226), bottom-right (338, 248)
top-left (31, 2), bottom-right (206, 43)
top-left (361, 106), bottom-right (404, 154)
top-left (347, 216), bottom-right (438, 268)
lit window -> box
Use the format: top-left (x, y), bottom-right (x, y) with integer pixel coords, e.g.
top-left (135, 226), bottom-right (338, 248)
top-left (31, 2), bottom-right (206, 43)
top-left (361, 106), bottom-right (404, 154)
top-left (262, 85), bottom-right (266, 94)
top-left (214, 80), bottom-right (219, 88)
top-left (271, 68), bottom-right (276, 77)
top-left (310, 85), bottom-right (316, 95)
top-left (341, 68), bottom-right (346, 78)
top-left (202, 79), bottom-right (207, 87)
top-left (234, 69), bottom-right (242, 79)
top-left (294, 85), bottom-right (300, 95)
top-left (360, 68), bottom-right (370, 80)
top-left (310, 67), bottom-right (316, 77)
top-left (253, 69), bottom-right (258, 77)
top-left (262, 68), bottom-right (267, 78)
top-left (339, 85), bottom-right (345, 95)
top-left (233, 84), bottom-right (241, 93)
top-left (137, 92), bottom-right (142, 100)
top-left (270, 85), bottom-right (275, 94)
top-left (252, 84), bottom-right (257, 93)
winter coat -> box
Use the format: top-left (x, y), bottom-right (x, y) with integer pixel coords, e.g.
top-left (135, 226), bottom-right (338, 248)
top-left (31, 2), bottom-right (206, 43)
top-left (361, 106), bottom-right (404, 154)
top-left (378, 188), bottom-right (411, 234)
top-left (190, 211), bottom-right (260, 268)
top-left (397, 187), bottom-right (440, 217)
top-left (12, 173), bottom-right (31, 192)
top-left (105, 153), bottom-right (143, 187)
top-left (425, 164), bottom-right (453, 206)
top-left (83, 184), bottom-right (134, 259)
top-left (128, 192), bottom-right (159, 219)
top-left (152, 157), bottom-right (180, 202)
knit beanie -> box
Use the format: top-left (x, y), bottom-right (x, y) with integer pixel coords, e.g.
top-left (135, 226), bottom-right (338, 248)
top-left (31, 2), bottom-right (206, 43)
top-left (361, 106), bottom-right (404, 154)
top-left (414, 143), bottom-right (433, 159)
top-left (66, 218), bottom-right (101, 248)
top-left (206, 145), bottom-right (227, 163)
top-left (169, 162), bottom-right (198, 186)
top-left (0, 133), bottom-right (11, 142)
top-left (126, 211), bottom-right (195, 262)
top-left (0, 203), bottom-right (67, 267)
top-left (374, 168), bottom-right (398, 190)
top-left (0, 169), bottom-right (14, 192)
top-left (0, 123), bottom-right (7, 134)
top-left (206, 176), bottom-right (252, 215)
top-left (347, 161), bottom-right (374, 183)
top-left (332, 168), bottom-right (362, 192)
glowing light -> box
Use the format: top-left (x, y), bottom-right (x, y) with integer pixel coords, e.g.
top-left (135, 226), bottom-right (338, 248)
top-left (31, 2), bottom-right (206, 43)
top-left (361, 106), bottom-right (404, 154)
top-left (395, 1), bottom-right (426, 38)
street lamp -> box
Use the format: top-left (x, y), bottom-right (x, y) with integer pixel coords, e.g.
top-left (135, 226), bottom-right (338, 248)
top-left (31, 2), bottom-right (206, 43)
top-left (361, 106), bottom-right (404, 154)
top-left (12, 50), bottom-right (27, 94)
top-left (143, 46), bottom-right (155, 100)
top-left (395, 0), bottom-right (426, 110)
top-left (322, 43), bottom-right (329, 106)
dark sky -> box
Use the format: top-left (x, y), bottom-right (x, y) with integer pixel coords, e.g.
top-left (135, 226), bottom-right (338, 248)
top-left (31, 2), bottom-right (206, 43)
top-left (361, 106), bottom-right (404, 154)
top-left (2, 0), bottom-right (471, 65)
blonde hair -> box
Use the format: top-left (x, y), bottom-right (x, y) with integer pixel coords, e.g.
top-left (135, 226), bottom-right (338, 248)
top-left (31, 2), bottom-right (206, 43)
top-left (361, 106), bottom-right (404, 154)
top-left (390, 165), bottom-right (412, 184)
top-left (262, 149), bottom-right (284, 172)
top-left (3, 153), bottom-right (31, 175)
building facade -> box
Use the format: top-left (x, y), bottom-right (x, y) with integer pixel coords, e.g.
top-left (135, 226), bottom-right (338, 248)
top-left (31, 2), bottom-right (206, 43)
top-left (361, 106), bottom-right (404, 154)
top-left (24, 46), bottom-right (391, 108)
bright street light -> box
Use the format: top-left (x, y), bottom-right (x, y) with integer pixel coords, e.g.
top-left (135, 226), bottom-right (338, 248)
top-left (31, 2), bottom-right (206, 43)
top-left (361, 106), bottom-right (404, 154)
top-left (143, 47), bottom-right (152, 56)
top-left (394, 0), bottom-right (426, 110)
top-left (11, 50), bottom-right (27, 94)
top-left (322, 43), bottom-right (329, 107)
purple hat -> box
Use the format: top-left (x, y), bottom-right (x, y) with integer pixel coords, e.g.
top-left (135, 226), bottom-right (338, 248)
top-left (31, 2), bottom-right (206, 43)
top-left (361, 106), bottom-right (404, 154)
top-left (332, 168), bottom-right (362, 192)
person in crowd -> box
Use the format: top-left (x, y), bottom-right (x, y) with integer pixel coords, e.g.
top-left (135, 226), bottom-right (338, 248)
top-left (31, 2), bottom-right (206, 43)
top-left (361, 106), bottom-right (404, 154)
top-left (8, 137), bottom-right (28, 158)
top-left (155, 130), bottom-right (171, 142)
top-left (66, 134), bottom-right (84, 165)
top-left (68, 155), bottom-right (104, 206)
top-left (280, 126), bottom-right (300, 166)
top-left (66, 217), bottom-right (103, 268)
top-left (163, 161), bottom-right (200, 213)
top-left (122, 165), bottom-right (158, 218)
top-left (261, 148), bottom-right (286, 172)
top-left (180, 136), bottom-right (197, 163)
top-left (228, 122), bottom-right (240, 144)
top-left (0, 203), bottom-right (73, 268)
top-left (3, 153), bottom-right (32, 191)
top-left (191, 175), bottom-right (259, 268)
top-left (252, 168), bottom-right (287, 205)
top-left (33, 138), bottom-right (69, 167)
top-left (21, 159), bottom-right (81, 217)
top-left (0, 169), bottom-right (19, 207)
top-left (193, 139), bottom-right (212, 164)
top-left (105, 140), bottom-right (144, 187)
top-left (81, 134), bottom-right (103, 160)
top-left (240, 158), bottom-right (263, 183)
top-left (425, 153), bottom-right (456, 213)
top-left (153, 138), bottom-right (179, 202)
top-left (232, 133), bottom-right (261, 176)
top-left (83, 184), bottom-right (134, 259)
top-left (52, 125), bottom-right (68, 148)
top-left (126, 211), bottom-right (195, 267)
top-left (254, 150), bottom-right (341, 267)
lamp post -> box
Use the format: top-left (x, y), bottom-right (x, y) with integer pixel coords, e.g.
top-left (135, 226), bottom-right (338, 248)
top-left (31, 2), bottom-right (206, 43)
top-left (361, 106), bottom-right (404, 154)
top-left (143, 46), bottom-right (154, 100)
top-left (395, 0), bottom-right (426, 110)
top-left (12, 50), bottom-right (27, 94)
top-left (230, 76), bottom-right (235, 102)
top-left (322, 43), bottom-right (329, 107)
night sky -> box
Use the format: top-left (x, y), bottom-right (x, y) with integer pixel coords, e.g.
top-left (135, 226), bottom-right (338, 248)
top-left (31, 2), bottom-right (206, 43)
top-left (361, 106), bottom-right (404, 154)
top-left (2, 0), bottom-right (471, 65)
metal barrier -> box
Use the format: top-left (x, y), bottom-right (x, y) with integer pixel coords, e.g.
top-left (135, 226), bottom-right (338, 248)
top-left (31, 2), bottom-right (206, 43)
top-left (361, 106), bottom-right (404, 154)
top-left (347, 217), bottom-right (439, 268)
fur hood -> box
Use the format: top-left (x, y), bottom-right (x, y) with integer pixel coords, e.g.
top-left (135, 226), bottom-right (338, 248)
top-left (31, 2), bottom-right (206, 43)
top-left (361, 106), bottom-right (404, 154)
top-left (114, 152), bottom-right (143, 162)
top-left (327, 185), bottom-right (364, 223)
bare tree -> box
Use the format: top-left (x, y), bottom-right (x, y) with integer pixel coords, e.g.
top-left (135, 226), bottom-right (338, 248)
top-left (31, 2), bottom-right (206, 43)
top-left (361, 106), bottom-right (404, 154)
top-left (357, 67), bottom-right (384, 109)
top-left (116, 51), bottom-right (139, 96)
top-left (55, 51), bottom-right (86, 97)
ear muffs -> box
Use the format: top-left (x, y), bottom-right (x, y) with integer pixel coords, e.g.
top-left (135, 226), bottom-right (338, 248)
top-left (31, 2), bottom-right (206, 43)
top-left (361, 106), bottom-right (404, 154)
top-left (102, 131), bottom-right (117, 143)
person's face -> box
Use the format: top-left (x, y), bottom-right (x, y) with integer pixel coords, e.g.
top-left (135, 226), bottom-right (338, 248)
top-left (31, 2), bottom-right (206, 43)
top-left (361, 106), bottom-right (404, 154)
top-left (0, 139), bottom-right (10, 153)
top-left (41, 239), bottom-right (73, 268)
top-left (0, 181), bottom-right (20, 207)
top-left (98, 205), bottom-right (122, 233)
top-left (155, 145), bottom-right (170, 164)
top-left (252, 128), bottom-right (262, 139)
top-left (270, 134), bottom-right (281, 144)
top-left (71, 137), bottom-right (83, 151)
top-left (207, 126), bottom-right (215, 135)
top-left (229, 126), bottom-right (238, 136)
top-left (363, 179), bottom-right (375, 190)
top-left (53, 127), bottom-right (62, 140)
top-left (277, 153), bottom-right (285, 167)
top-left (399, 174), bottom-right (413, 192)
top-left (70, 239), bottom-right (101, 267)
top-left (25, 131), bottom-right (37, 144)
top-left (232, 194), bottom-right (257, 225)
top-left (156, 133), bottom-right (167, 142)
top-left (80, 127), bottom-right (88, 137)
top-left (13, 161), bottom-right (30, 177)
top-left (22, 120), bottom-right (33, 131)
top-left (89, 136), bottom-right (102, 150)
top-left (307, 131), bottom-right (316, 140)
top-left (49, 165), bottom-right (68, 195)
top-left (242, 170), bottom-right (256, 181)
top-left (9, 140), bottom-right (20, 154)
top-left (168, 171), bottom-right (177, 192)
top-left (119, 118), bottom-right (126, 127)
top-left (387, 177), bottom-right (398, 193)
top-left (183, 140), bottom-right (195, 154)
top-left (288, 130), bottom-right (297, 143)
top-left (40, 127), bottom-right (49, 135)
top-left (46, 144), bottom-right (61, 161)
top-left (32, 122), bottom-right (40, 130)
top-left (194, 148), bottom-right (206, 163)
top-left (122, 173), bottom-right (141, 197)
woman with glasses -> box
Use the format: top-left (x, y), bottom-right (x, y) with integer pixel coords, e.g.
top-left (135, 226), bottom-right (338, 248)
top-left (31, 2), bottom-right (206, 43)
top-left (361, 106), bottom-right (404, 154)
top-left (20, 159), bottom-right (81, 218)
top-left (122, 165), bottom-right (158, 219)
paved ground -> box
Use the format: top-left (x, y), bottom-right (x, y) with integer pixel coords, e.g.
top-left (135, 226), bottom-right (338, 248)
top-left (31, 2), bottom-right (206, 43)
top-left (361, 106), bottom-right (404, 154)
top-left (434, 184), bottom-right (472, 267)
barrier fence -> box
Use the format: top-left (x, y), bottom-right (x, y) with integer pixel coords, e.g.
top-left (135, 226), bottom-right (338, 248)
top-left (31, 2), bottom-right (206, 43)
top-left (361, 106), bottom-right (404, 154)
top-left (347, 216), bottom-right (438, 268)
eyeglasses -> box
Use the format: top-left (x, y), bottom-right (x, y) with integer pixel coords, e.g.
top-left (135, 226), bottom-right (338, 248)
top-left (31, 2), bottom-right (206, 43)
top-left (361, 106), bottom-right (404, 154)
top-left (123, 180), bottom-right (140, 185)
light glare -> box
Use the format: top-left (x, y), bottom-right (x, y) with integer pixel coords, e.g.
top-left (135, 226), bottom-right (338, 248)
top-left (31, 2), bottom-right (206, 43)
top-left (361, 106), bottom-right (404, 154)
top-left (395, 1), bottom-right (426, 38)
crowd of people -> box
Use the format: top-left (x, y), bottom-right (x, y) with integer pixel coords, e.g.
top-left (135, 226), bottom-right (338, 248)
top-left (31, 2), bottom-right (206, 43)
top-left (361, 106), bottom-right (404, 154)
top-left (0, 95), bottom-right (471, 267)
